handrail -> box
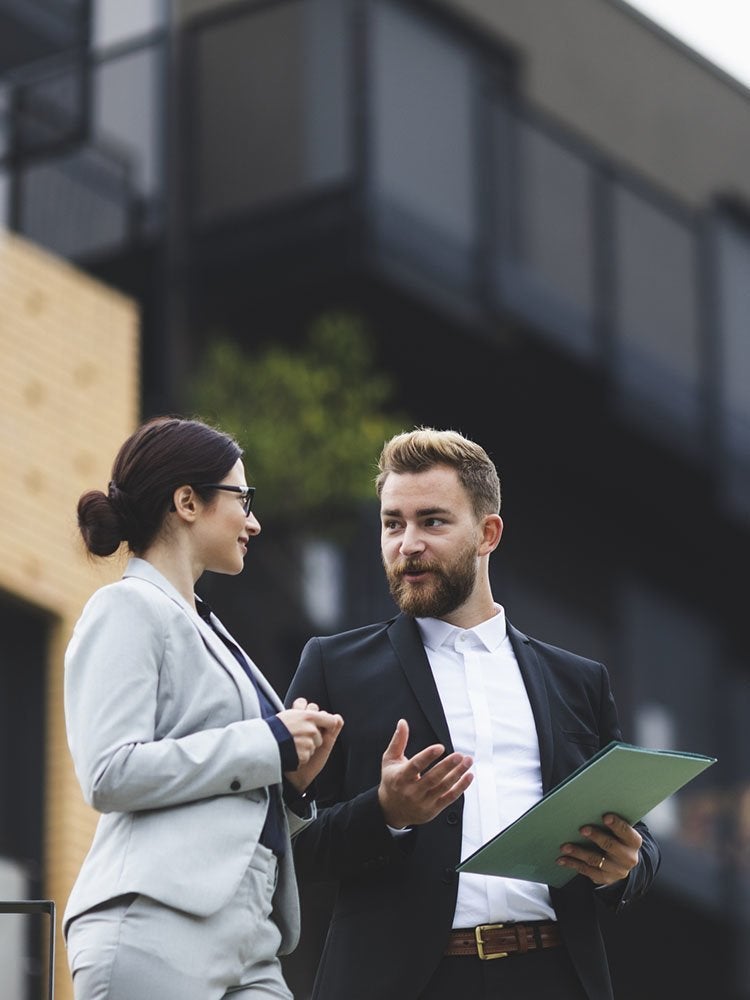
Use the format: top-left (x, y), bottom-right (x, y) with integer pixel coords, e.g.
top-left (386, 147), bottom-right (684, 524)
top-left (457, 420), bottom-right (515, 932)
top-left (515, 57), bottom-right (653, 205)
top-left (0, 900), bottom-right (56, 1000)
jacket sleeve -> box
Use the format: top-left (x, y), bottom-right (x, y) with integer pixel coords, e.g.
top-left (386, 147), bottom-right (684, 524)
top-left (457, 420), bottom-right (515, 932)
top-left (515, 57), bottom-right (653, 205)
top-left (65, 584), bottom-right (283, 814)
top-left (592, 661), bottom-right (661, 910)
top-left (286, 637), bottom-right (413, 880)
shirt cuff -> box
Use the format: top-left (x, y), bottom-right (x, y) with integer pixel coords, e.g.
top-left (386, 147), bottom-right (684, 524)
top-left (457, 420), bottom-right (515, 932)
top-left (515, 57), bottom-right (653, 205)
top-left (264, 715), bottom-right (299, 773)
top-left (282, 777), bottom-right (316, 818)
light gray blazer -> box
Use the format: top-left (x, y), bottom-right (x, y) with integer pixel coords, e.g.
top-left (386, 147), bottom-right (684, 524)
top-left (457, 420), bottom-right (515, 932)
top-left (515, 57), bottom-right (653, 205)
top-left (63, 557), bottom-right (309, 951)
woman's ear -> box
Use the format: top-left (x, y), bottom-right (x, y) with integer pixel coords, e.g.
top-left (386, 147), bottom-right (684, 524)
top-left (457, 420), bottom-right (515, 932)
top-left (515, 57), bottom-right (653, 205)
top-left (171, 485), bottom-right (199, 522)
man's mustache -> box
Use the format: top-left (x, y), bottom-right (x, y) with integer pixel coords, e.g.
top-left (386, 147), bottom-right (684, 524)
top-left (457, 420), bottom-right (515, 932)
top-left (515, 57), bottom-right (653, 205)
top-left (392, 559), bottom-right (442, 577)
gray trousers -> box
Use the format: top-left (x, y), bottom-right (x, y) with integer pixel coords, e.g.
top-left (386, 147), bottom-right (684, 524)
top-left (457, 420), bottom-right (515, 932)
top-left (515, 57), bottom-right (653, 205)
top-left (66, 843), bottom-right (293, 1000)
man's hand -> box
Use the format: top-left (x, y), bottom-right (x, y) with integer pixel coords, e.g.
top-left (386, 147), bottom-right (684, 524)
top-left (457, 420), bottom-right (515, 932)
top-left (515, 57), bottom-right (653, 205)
top-left (377, 719), bottom-right (473, 829)
top-left (556, 813), bottom-right (643, 885)
top-left (280, 698), bottom-right (344, 793)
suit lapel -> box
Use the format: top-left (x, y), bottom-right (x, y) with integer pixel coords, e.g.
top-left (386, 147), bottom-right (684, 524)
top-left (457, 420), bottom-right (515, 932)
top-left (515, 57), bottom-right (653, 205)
top-left (507, 622), bottom-right (555, 791)
top-left (385, 613), bottom-right (556, 790)
top-left (387, 614), bottom-right (453, 750)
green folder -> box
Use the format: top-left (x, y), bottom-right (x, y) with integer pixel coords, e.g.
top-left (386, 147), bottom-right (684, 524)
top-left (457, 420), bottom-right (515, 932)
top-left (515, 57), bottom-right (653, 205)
top-left (456, 741), bottom-right (716, 888)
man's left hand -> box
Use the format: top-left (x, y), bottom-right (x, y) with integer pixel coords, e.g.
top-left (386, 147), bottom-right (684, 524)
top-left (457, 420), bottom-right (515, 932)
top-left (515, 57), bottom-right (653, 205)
top-left (556, 813), bottom-right (642, 886)
top-left (283, 698), bottom-right (344, 794)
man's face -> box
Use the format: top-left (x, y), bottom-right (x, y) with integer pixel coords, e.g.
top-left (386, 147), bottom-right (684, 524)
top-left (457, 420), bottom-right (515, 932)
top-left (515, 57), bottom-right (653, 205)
top-left (380, 465), bottom-right (484, 620)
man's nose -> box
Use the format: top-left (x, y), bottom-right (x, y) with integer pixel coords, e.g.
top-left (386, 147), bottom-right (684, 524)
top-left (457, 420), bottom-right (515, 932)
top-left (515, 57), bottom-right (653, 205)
top-left (400, 524), bottom-right (425, 556)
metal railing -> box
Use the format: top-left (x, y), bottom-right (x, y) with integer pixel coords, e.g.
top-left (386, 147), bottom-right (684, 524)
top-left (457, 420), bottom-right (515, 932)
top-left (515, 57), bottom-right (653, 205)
top-left (0, 899), bottom-right (56, 1000)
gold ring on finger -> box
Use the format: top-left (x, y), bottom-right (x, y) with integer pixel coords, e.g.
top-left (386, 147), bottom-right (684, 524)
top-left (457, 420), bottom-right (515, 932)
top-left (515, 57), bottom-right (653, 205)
top-left (597, 856), bottom-right (605, 871)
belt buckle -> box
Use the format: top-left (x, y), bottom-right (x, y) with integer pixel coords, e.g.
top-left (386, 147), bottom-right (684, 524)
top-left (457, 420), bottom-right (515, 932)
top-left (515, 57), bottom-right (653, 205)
top-left (475, 923), bottom-right (508, 961)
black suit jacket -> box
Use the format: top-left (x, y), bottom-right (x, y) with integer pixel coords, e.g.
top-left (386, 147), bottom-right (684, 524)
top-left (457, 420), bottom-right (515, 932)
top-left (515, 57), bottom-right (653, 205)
top-left (287, 614), bottom-right (660, 1000)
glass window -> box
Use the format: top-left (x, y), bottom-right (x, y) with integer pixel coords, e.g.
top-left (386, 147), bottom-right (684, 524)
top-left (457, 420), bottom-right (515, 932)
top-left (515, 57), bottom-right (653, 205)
top-left (92, 0), bottom-right (166, 50)
top-left (622, 580), bottom-right (722, 907)
top-left (491, 108), bottom-right (598, 358)
top-left (13, 62), bottom-right (85, 156)
top-left (714, 214), bottom-right (750, 520)
top-left (93, 45), bottom-right (164, 200)
top-left (611, 183), bottom-right (703, 450)
top-left (301, 539), bottom-right (344, 631)
top-left (367, 0), bottom-right (476, 278)
top-left (0, 172), bottom-right (8, 230)
top-left (19, 148), bottom-right (130, 260)
top-left (0, 83), bottom-right (11, 161)
top-left (192, 0), bottom-right (351, 225)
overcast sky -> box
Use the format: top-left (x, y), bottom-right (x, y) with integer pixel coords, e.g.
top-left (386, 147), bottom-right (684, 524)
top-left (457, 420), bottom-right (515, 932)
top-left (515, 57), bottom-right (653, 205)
top-left (624, 0), bottom-right (750, 90)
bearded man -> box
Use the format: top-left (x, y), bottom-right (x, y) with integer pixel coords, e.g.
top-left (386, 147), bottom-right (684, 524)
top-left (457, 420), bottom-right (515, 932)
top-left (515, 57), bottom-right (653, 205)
top-left (286, 428), bottom-right (659, 1000)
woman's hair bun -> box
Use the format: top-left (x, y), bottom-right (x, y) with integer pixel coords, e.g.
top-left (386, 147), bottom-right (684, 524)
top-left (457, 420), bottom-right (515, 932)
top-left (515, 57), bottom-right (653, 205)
top-left (77, 489), bottom-right (125, 557)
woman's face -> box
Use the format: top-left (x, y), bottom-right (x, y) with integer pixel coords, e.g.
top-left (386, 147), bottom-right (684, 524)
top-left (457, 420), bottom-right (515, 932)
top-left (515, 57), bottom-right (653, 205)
top-left (194, 458), bottom-right (261, 576)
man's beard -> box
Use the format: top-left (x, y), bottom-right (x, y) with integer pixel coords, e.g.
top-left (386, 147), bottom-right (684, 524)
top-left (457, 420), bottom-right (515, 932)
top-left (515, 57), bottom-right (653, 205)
top-left (384, 544), bottom-right (478, 619)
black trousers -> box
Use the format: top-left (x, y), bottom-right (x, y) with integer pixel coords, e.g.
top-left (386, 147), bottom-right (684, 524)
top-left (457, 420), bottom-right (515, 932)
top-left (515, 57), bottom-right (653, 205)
top-left (418, 947), bottom-right (589, 1000)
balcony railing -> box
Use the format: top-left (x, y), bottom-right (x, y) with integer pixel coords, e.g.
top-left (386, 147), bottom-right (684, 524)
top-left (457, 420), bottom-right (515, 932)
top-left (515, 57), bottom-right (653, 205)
top-left (184, 0), bottom-right (750, 526)
top-left (1, 0), bottom-right (748, 522)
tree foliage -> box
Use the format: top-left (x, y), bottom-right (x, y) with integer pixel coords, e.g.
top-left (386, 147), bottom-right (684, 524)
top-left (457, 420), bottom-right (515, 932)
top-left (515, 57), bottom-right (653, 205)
top-left (189, 312), bottom-right (408, 531)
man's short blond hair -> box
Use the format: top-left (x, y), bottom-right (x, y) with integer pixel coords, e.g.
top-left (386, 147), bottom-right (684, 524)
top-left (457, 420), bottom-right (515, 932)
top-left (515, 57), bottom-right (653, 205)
top-left (376, 427), bottom-right (501, 518)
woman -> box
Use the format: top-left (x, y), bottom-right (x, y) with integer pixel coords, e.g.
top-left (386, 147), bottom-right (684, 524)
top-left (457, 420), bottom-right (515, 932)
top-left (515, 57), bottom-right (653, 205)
top-left (63, 416), bottom-right (343, 1000)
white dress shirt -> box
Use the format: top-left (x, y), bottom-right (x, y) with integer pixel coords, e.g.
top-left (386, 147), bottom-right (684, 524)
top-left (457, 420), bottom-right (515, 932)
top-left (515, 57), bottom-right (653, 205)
top-left (416, 606), bottom-right (556, 927)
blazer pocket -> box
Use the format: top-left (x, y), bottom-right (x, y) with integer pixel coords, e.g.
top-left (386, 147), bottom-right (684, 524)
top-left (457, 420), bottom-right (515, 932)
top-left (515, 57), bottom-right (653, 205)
top-left (562, 729), bottom-right (599, 750)
top-left (244, 791), bottom-right (266, 804)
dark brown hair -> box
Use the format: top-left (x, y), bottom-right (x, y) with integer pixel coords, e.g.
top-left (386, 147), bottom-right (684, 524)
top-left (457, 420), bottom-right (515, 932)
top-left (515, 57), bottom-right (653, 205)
top-left (376, 427), bottom-right (501, 518)
top-left (77, 416), bottom-right (242, 557)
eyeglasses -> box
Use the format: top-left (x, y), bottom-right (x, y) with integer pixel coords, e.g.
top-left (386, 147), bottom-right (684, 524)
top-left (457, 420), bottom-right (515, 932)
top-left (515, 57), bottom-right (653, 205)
top-left (194, 484), bottom-right (256, 516)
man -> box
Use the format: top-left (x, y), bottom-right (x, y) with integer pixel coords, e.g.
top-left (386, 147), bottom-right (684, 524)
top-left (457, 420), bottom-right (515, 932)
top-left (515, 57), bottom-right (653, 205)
top-left (286, 428), bottom-right (659, 1000)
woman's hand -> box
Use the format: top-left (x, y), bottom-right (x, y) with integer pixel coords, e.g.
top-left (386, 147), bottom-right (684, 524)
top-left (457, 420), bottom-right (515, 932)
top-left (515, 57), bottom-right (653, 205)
top-left (279, 698), bottom-right (344, 793)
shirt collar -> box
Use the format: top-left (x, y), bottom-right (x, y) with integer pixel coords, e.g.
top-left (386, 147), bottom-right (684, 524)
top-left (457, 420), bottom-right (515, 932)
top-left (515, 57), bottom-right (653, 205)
top-left (416, 604), bottom-right (507, 653)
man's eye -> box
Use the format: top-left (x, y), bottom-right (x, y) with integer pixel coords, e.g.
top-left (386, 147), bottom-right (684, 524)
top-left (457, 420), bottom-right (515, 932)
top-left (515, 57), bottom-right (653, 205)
top-left (424, 518), bottom-right (444, 527)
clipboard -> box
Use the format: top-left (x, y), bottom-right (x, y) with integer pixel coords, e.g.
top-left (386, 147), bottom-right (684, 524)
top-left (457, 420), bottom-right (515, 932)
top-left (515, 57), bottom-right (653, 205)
top-left (456, 741), bottom-right (716, 888)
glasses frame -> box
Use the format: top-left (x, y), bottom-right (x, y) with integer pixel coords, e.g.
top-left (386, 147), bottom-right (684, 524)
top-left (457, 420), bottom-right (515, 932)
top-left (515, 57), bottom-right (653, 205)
top-left (194, 483), bottom-right (256, 516)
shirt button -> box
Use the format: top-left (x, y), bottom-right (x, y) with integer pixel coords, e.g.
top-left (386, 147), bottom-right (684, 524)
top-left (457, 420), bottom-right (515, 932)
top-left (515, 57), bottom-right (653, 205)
top-left (446, 811), bottom-right (459, 826)
top-left (230, 779), bottom-right (241, 791)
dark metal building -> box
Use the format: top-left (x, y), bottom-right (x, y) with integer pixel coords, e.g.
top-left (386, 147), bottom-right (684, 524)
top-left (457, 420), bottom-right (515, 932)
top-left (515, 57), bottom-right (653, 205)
top-left (2, 1), bottom-right (749, 996)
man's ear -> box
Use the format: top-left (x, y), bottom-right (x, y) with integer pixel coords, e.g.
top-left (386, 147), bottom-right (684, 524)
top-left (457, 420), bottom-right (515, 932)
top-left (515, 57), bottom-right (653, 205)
top-left (479, 514), bottom-right (503, 555)
top-left (171, 485), bottom-right (199, 522)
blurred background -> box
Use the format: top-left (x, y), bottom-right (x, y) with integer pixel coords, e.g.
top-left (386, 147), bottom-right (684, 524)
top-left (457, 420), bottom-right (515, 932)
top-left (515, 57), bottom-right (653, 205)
top-left (1, 0), bottom-right (749, 997)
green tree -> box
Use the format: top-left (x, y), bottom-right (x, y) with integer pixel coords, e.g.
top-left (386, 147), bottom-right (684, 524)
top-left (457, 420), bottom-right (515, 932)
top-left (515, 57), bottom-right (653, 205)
top-left (189, 312), bottom-right (408, 534)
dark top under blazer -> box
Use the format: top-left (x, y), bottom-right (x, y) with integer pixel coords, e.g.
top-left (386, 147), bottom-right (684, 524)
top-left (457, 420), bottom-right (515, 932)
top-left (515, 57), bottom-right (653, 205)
top-left (286, 613), bottom-right (660, 1000)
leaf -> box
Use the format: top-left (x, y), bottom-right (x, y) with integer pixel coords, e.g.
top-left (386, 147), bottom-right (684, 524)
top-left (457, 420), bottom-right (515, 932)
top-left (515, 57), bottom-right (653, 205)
top-left (188, 311), bottom-right (409, 535)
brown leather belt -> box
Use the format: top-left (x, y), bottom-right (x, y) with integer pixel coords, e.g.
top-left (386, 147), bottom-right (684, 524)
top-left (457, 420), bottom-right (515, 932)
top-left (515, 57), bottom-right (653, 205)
top-left (445, 921), bottom-right (561, 960)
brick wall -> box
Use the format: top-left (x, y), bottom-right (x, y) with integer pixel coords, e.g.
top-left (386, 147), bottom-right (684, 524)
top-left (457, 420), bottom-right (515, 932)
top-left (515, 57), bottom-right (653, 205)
top-left (0, 230), bottom-right (139, 998)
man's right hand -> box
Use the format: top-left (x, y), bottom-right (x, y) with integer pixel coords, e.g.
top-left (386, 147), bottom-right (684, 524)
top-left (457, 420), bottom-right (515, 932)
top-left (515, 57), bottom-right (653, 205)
top-left (377, 719), bottom-right (473, 829)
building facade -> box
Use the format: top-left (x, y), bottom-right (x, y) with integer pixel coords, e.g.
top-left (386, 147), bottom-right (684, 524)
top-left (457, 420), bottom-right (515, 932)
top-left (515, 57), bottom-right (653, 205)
top-left (1, 1), bottom-right (749, 996)
top-left (0, 231), bottom-right (138, 998)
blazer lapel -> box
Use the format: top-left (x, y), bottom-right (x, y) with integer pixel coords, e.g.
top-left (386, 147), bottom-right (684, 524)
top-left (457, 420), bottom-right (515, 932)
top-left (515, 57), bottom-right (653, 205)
top-left (387, 614), bottom-right (453, 750)
top-left (507, 622), bottom-right (555, 791)
top-left (208, 613), bottom-right (283, 711)
top-left (122, 557), bottom-right (263, 717)
top-left (190, 612), bottom-right (264, 714)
